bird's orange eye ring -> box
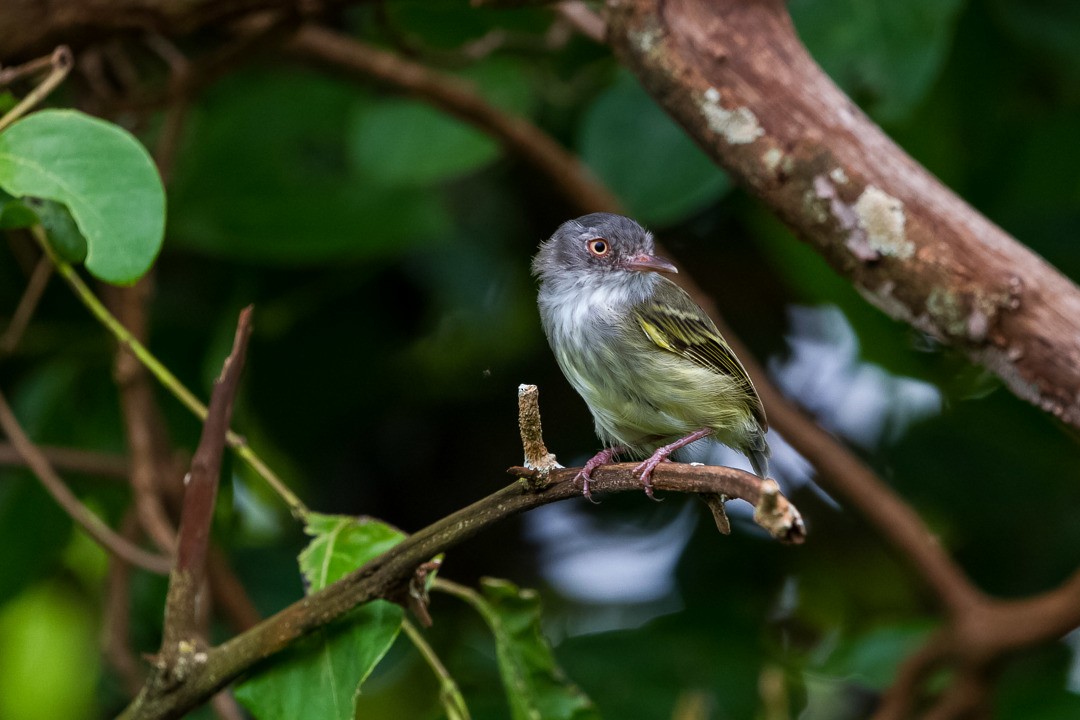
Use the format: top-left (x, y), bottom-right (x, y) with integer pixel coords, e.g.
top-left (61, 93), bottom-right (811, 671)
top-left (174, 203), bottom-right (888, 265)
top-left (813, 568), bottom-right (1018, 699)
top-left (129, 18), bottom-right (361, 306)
top-left (587, 238), bottom-right (609, 257)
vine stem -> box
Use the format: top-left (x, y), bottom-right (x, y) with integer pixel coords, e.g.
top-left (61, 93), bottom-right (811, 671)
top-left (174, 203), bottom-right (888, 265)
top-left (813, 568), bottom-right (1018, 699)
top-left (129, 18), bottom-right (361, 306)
top-left (0, 46), bottom-right (73, 132)
top-left (31, 226), bottom-right (309, 518)
top-left (401, 618), bottom-right (471, 720)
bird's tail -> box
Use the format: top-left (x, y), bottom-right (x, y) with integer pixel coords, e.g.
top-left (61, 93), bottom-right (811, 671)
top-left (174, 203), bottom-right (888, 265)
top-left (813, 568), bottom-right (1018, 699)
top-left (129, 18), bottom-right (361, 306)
top-left (745, 436), bottom-right (770, 479)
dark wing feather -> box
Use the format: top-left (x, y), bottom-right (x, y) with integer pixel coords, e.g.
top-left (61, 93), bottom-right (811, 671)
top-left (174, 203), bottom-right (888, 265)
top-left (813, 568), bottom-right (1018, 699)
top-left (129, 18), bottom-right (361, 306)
top-left (633, 280), bottom-right (768, 430)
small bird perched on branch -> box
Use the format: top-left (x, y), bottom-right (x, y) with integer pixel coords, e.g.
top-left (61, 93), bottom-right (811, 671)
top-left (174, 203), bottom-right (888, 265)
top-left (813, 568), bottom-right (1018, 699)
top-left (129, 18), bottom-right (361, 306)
top-left (532, 213), bottom-right (769, 503)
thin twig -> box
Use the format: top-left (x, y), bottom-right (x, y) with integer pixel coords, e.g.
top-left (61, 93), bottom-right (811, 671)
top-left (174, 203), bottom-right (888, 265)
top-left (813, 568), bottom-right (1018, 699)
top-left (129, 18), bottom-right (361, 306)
top-left (209, 692), bottom-right (246, 720)
top-left (517, 384), bottom-right (560, 472)
top-left (402, 618), bottom-right (471, 720)
top-left (0, 45), bottom-right (73, 132)
top-left (0, 255), bottom-right (52, 354)
top-left (103, 509), bottom-right (149, 697)
top-left (0, 387), bottom-right (171, 573)
top-left (107, 279), bottom-right (181, 555)
top-left (555, 2), bottom-right (605, 43)
top-left (0, 52), bottom-right (58, 87)
top-left (31, 226), bottom-right (309, 517)
top-left (161, 306), bottom-right (253, 657)
top-left (0, 441), bottom-right (129, 478)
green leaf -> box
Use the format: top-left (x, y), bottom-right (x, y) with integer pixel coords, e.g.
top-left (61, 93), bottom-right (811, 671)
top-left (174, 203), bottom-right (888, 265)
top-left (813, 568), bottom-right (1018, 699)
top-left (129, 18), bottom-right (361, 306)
top-left (298, 513), bottom-right (407, 591)
top-left (579, 71), bottom-right (730, 226)
top-left (819, 621), bottom-right (937, 688)
top-left (0, 190), bottom-right (37, 229)
top-left (30, 198), bottom-right (87, 264)
top-left (474, 578), bottom-right (601, 720)
top-left (350, 101), bottom-right (499, 187)
top-left (348, 60), bottom-right (533, 188)
top-left (0, 109), bottom-right (165, 284)
top-left (790, 0), bottom-right (966, 124)
top-left (235, 514), bottom-right (406, 720)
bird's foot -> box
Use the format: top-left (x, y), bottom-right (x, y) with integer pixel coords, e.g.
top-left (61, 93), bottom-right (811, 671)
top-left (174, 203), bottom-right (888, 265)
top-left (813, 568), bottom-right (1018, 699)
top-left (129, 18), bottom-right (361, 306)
top-left (632, 429), bottom-right (714, 501)
top-left (631, 454), bottom-right (670, 501)
top-left (574, 447), bottom-right (623, 504)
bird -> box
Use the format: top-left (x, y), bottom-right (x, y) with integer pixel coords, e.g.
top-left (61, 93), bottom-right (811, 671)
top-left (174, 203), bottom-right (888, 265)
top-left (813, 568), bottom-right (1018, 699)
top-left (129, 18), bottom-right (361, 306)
top-left (532, 212), bottom-right (769, 503)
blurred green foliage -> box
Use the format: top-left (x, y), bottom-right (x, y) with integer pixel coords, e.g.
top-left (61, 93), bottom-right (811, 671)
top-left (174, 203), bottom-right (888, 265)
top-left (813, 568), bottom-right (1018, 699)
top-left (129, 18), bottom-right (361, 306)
top-left (1, 0), bottom-right (1080, 717)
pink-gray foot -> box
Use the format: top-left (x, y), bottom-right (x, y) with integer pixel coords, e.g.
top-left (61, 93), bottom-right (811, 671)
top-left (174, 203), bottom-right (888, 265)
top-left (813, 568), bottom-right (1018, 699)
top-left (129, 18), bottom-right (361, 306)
top-left (632, 428), bottom-right (713, 500)
top-left (575, 446), bottom-right (624, 503)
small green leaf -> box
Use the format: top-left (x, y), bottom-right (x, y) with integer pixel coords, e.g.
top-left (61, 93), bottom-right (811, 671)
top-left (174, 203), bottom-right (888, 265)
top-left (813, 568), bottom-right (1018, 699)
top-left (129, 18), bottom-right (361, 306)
top-left (0, 110), bottom-right (165, 284)
top-left (579, 70), bottom-right (730, 226)
top-left (30, 198), bottom-right (87, 264)
top-left (235, 514), bottom-right (406, 720)
top-left (298, 513), bottom-right (408, 591)
top-left (474, 578), bottom-right (601, 720)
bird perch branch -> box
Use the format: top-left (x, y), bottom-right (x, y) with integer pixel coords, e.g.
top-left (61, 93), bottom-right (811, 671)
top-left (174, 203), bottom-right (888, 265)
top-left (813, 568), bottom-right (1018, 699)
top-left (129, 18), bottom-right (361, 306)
top-left (119, 385), bottom-right (803, 719)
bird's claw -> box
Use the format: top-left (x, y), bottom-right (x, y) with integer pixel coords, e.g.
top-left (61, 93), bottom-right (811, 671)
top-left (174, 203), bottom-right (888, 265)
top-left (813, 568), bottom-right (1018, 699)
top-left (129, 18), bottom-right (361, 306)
top-left (632, 456), bottom-right (669, 502)
top-left (575, 447), bottom-right (622, 504)
top-left (574, 468), bottom-right (601, 505)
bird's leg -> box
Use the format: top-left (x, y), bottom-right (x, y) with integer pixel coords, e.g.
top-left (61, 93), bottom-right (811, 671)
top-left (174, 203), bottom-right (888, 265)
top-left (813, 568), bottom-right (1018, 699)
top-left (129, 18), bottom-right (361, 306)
top-left (633, 428), bottom-right (713, 500)
top-left (574, 446), bottom-right (625, 504)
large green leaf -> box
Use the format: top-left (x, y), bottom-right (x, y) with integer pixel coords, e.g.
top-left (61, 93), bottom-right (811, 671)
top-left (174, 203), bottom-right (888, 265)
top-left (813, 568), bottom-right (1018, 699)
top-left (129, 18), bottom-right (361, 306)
top-left (474, 578), bottom-right (601, 720)
top-left (0, 110), bottom-right (165, 284)
top-left (350, 101), bottom-right (500, 187)
top-left (168, 69), bottom-right (450, 263)
top-left (790, 0), bottom-right (966, 124)
top-left (579, 71), bottom-right (730, 226)
top-left (235, 514), bottom-right (406, 720)
top-left (349, 59), bottom-right (535, 188)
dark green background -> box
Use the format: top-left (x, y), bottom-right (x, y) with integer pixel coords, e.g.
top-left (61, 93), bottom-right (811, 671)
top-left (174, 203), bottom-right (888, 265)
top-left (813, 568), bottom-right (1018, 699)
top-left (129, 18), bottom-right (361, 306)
top-left (2, 0), bottom-right (1079, 717)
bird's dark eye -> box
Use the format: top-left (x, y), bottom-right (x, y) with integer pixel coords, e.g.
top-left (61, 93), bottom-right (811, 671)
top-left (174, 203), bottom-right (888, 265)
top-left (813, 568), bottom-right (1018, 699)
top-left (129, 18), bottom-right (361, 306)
top-left (587, 239), bottom-right (609, 257)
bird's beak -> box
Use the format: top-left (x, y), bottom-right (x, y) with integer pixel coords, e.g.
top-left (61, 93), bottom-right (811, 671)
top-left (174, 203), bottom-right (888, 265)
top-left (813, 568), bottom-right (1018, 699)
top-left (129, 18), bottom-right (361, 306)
top-left (624, 253), bottom-right (678, 274)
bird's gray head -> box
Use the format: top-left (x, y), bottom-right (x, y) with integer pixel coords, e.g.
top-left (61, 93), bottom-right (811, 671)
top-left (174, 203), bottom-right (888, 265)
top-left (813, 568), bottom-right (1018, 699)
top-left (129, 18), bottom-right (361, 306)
top-left (531, 214), bottom-right (677, 287)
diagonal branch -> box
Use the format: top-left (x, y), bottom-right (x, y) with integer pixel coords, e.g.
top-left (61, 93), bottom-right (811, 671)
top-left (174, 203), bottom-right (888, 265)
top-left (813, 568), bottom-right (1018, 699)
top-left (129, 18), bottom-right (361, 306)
top-left (0, 387), bottom-right (172, 574)
top-left (120, 457), bottom-right (803, 719)
top-left (285, 24), bottom-right (620, 215)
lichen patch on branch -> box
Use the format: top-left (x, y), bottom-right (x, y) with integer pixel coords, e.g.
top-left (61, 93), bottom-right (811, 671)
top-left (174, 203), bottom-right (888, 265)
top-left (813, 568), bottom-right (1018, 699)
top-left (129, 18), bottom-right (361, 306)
top-left (700, 87), bottom-right (764, 145)
top-left (853, 185), bottom-right (912, 260)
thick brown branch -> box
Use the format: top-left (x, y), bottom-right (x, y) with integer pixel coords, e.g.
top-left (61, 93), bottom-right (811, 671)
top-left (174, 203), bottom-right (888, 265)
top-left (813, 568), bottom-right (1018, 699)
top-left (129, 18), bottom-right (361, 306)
top-left (120, 461), bottom-right (801, 719)
top-left (607, 0), bottom-right (1080, 429)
